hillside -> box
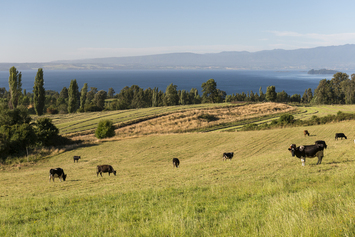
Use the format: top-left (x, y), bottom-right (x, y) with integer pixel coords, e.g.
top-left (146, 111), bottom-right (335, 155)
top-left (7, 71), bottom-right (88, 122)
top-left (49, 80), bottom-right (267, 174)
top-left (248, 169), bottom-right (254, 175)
top-left (1, 44), bottom-right (355, 70)
top-left (2, 103), bottom-right (355, 235)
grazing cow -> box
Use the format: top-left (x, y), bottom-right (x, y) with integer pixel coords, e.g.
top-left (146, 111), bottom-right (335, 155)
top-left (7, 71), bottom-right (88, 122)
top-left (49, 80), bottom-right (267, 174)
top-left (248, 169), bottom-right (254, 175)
top-left (73, 156), bottom-right (81, 163)
top-left (223, 152), bottom-right (234, 161)
top-left (49, 168), bottom-right (67, 182)
top-left (315, 140), bottom-right (327, 149)
top-left (335, 133), bottom-right (347, 140)
top-left (172, 158), bottom-right (180, 168)
top-left (97, 165), bottom-right (116, 177)
top-left (288, 144), bottom-right (325, 166)
top-left (304, 130), bottom-right (310, 136)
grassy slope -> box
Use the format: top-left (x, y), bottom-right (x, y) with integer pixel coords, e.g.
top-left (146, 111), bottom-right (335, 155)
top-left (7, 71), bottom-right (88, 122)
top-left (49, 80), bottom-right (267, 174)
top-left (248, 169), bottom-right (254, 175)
top-left (34, 104), bottom-right (231, 135)
top-left (2, 110), bottom-right (355, 236)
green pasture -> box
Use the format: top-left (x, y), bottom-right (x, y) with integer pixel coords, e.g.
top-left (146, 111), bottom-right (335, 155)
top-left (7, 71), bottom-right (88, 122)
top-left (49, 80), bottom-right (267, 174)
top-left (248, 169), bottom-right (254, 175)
top-left (2, 118), bottom-right (355, 236)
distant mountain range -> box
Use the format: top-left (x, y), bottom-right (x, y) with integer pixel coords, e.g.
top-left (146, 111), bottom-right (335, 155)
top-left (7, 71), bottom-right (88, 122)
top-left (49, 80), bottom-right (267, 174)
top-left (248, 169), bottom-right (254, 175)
top-left (1, 44), bottom-right (355, 71)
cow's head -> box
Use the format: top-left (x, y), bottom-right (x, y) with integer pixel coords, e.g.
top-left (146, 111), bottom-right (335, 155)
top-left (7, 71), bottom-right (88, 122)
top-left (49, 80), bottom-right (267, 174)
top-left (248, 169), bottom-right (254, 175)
top-left (113, 171), bottom-right (117, 176)
top-left (63, 174), bottom-right (67, 181)
top-left (288, 144), bottom-right (297, 156)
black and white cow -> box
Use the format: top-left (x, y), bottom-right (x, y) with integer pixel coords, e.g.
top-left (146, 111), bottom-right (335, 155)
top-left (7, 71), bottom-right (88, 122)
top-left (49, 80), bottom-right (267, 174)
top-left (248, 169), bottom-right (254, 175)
top-left (73, 156), bottom-right (81, 163)
top-left (223, 152), bottom-right (234, 161)
top-left (288, 144), bottom-right (325, 166)
top-left (49, 168), bottom-right (67, 182)
top-left (97, 165), bottom-right (116, 177)
top-left (172, 158), bottom-right (180, 168)
top-left (335, 133), bottom-right (347, 140)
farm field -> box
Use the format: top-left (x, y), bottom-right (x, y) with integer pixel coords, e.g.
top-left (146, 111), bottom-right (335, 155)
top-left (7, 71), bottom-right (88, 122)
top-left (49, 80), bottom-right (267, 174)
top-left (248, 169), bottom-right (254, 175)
top-left (2, 103), bottom-right (355, 236)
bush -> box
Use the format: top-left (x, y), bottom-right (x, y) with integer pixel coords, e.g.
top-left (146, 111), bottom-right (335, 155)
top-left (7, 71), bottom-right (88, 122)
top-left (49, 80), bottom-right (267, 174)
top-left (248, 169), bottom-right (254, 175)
top-left (278, 114), bottom-right (294, 125)
top-left (95, 120), bottom-right (115, 139)
top-left (197, 114), bottom-right (218, 122)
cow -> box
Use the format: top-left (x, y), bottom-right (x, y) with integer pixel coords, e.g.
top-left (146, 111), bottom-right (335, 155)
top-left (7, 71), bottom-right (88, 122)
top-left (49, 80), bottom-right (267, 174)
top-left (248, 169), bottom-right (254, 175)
top-left (97, 165), bottom-right (116, 177)
top-left (73, 156), bottom-right (81, 163)
top-left (335, 133), bottom-right (347, 140)
top-left (304, 130), bottom-right (310, 136)
top-left (172, 158), bottom-right (180, 168)
top-left (223, 152), bottom-right (234, 161)
top-left (315, 140), bottom-right (327, 149)
top-left (288, 144), bottom-right (325, 166)
top-left (49, 168), bottom-right (67, 182)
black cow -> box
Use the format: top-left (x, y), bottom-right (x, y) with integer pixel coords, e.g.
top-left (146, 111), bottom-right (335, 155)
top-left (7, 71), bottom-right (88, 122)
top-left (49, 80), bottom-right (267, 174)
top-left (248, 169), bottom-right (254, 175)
top-left (288, 144), bottom-right (325, 166)
top-left (172, 158), bottom-right (180, 168)
top-left (304, 130), bottom-right (310, 136)
top-left (335, 133), bottom-right (347, 140)
top-left (97, 165), bottom-right (116, 177)
top-left (315, 140), bottom-right (327, 149)
top-left (73, 156), bottom-right (81, 163)
top-left (223, 152), bottom-right (234, 161)
top-left (49, 168), bottom-right (67, 182)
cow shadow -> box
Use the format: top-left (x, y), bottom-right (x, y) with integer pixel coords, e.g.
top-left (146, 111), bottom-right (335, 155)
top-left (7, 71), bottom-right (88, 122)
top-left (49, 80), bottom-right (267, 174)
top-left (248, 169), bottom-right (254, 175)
top-left (68, 179), bottom-right (81, 182)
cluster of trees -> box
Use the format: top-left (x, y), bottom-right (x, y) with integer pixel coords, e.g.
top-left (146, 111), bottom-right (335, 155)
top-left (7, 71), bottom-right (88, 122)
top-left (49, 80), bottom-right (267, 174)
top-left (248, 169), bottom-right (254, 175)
top-left (0, 67), bottom-right (72, 160)
top-left (0, 105), bottom-right (71, 159)
top-left (225, 86), bottom-right (313, 103)
top-left (313, 72), bottom-right (355, 104)
top-left (0, 69), bottom-right (228, 114)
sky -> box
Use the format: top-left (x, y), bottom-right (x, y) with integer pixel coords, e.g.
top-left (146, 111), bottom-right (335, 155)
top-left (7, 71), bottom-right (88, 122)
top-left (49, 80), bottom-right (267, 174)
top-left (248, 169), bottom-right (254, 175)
top-left (1, 0), bottom-right (355, 63)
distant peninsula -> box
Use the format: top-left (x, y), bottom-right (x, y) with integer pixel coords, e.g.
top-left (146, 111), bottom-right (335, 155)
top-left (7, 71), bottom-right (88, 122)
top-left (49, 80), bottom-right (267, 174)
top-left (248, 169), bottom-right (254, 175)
top-left (308, 69), bottom-right (339, 74)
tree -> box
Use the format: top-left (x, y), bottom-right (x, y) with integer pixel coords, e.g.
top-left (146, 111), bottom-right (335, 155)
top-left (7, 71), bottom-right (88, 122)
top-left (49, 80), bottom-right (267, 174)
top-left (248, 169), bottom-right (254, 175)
top-left (93, 90), bottom-right (107, 110)
top-left (313, 79), bottom-right (333, 104)
top-left (259, 87), bottom-right (265, 101)
top-left (59, 87), bottom-right (69, 99)
top-left (265, 86), bottom-right (277, 102)
top-left (107, 87), bottom-right (115, 98)
top-left (80, 83), bottom-right (88, 109)
top-left (8, 66), bottom-right (22, 109)
top-left (33, 68), bottom-right (45, 115)
top-left (307, 88), bottom-right (313, 103)
top-left (276, 90), bottom-right (289, 102)
top-left (331, 72), bottom-right (348, 104)
top-left (68, 79), bottom-right (79, 113)
top-left (164, 83), bottom-right (179, 106)
top-left (201, 79), bottom-right (218, 103)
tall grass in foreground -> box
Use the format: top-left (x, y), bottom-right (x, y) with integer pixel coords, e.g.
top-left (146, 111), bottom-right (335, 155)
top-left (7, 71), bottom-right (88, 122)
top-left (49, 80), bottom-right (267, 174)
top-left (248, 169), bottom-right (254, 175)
top-left (2, 119), bottom-right (355, 236)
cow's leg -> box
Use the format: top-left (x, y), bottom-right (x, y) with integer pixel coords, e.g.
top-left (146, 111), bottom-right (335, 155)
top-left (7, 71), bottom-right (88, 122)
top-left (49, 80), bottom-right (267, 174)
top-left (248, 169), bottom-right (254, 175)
top-left (301, 157), bottom-right (305, 166)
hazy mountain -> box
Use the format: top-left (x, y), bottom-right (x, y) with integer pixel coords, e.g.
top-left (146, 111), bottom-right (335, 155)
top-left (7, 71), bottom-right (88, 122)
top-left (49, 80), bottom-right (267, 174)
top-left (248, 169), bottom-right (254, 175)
top-left (1, 44), bottom-right (355, 71)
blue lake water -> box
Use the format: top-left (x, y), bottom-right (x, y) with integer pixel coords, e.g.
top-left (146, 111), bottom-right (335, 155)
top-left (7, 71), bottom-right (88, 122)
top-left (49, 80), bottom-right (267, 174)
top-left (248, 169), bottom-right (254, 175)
top-left (0, 69), bottom-right (353, 96)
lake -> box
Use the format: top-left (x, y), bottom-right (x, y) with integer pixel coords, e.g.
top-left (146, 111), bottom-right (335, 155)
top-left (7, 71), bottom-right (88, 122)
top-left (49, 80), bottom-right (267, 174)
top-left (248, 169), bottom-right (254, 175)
top-left (0, 69), bottom-right (352, 96)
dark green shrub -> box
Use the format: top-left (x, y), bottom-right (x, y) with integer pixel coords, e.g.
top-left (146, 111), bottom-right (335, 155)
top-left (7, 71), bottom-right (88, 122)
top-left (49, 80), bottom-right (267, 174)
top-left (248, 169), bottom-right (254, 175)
top-left (35, 118), bottom-right (59, 146)
top-left (278, 114), bottom-right (294, 125)
top-left (95, 120), bottom-right (115, 139)
top-left (197, 114), bottom-right (218, 122)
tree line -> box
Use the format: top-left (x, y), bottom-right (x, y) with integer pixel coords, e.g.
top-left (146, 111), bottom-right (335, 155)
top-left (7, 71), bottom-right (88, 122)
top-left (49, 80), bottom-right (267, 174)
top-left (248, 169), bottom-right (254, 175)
top-left (1, 68), bottom-right (355, 117)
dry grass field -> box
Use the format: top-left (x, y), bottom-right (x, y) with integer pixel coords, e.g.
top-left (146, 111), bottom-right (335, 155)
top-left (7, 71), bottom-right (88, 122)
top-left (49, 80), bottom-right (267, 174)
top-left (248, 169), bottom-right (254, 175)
top-left (2, 103), bottom-right (355, 236)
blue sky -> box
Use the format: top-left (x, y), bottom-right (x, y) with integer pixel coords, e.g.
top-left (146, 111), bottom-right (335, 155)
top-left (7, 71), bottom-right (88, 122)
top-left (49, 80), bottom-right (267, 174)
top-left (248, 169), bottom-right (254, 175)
top-left (1, 0), bottom-right (355, 62)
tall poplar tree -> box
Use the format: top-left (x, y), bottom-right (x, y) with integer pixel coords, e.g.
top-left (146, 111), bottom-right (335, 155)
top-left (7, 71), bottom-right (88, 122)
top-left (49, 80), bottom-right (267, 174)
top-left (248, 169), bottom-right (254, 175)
top-left (33, 68), bottom-right (45, 115)
top-left (68, 79), bottom-right (79, 113)
top-left (80, 83), bottom-right (88, 109)
top-left (8, 66), bottom-right (22, 109)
